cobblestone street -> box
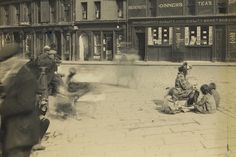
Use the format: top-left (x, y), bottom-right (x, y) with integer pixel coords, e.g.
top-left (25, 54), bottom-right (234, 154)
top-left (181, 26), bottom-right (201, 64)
top-left (32, 64), bottom-right (236, 157)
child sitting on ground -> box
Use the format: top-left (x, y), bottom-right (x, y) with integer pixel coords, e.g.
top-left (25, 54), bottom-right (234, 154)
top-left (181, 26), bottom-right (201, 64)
top-left (193, 84), bottom-right (216, 114)
top-left (209, 82), bottom-right (220, 109)
top-left (162, 88), bottom-right (185, 114)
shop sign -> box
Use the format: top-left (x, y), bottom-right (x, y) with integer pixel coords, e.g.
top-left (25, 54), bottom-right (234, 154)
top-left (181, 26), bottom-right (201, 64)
top-left (128, 5), bottom-right (146, 10)
top-left (196, 0), bottom-right (214, 15)
top-left (197, 0), bottom-right (213, 6)
top-left (196, 26), bottom-right (201, 45)
top-left (158, 3), bottom-right (183, 8)
top-left (229, 32), bottom-right (236, 44)
top-left (131, 17), bottom-right (236, 26)
top-left (208, 26), bottom-right (213, 45)
top-left (228, 29), bottom-right (236, 53)
top-left (157, 0), bottom-right (183, 16)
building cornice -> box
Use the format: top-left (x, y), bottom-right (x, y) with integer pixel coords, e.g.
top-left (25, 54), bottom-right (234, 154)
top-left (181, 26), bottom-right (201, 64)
top-left (128, 14), bottom-right (236, 21)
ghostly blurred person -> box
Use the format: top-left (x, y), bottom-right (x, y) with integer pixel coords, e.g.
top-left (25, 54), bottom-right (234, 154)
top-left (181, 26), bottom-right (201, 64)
top-left (0, 55), bottom-right (55, 157)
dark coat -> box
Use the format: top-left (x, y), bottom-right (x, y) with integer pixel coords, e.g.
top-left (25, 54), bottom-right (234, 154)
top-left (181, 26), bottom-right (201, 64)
top-left (174, 72), bottom-right (193, 100)
top-left (0, 63), bottom-right (40, 151)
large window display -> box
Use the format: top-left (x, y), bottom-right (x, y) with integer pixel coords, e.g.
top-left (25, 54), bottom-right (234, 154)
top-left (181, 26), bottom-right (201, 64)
top-left (147, 27), bottom-right (173, 46)
top-left (185, 26), bottom-right (213, 46)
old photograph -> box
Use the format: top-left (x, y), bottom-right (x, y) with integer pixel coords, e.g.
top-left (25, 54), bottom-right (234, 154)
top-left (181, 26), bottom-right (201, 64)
top-left (0, 0), bottom-right (236, 157)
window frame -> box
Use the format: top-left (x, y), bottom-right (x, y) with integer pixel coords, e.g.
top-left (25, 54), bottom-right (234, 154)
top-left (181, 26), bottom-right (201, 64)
top-left (81, 2), bottom-right (88, 20)
top-left (94, 1), bottom-right (101, 19)
top-left (147, 27), bottom-right (173, 46)
top-left (185, 26), bottom-right (213, 47)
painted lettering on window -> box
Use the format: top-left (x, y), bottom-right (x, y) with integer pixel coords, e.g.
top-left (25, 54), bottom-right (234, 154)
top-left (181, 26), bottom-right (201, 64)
top-left (197, 1), bottom-right (213, 6)
top-left (158, 3), bottom-right (183, 8)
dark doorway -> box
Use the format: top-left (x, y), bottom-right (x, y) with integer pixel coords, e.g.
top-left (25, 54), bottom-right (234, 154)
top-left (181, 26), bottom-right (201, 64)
top-left (215, 27), bottom-right (226, 61)
top-left (55, 31), bottom-right (62, 59)
top-left (173, 27), bottom-right (185, 62)
top-left (136, 32), bottom-right (145, 60)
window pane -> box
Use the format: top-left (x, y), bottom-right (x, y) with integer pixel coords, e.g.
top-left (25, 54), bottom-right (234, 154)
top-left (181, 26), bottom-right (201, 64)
top-left (81, 2), bottom-right (87, 19)
top-left (95, 1), bottom-right (101, 19)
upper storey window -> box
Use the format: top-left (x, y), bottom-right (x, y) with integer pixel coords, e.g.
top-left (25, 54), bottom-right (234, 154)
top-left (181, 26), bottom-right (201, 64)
top-left (94, 1), bottom-right (101, 19)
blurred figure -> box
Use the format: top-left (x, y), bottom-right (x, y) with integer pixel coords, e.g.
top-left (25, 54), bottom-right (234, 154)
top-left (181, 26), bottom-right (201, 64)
top-left (193, 84), bottom-right (216, 114)
top-left (115, 48), bottom-right (139, 88)
top-left (0, 56), bottom-right (55, 157)
top-left (65, 67), bottom-right (89, 96)
top-left (209, 82), bottom-right (220, 109)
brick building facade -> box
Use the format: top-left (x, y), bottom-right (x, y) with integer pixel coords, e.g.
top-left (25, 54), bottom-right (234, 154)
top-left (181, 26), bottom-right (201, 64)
top-left (0, 0), bottom-right (236, 61)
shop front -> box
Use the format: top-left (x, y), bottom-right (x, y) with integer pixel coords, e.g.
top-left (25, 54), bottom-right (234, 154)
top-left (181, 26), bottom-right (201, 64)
top-left (130, 15), bottom-right (236, 61)
top-left (75, 22), bottom-right (126, 61)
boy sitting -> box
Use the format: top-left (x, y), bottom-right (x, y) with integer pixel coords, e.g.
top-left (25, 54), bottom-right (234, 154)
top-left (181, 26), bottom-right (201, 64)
top-left (193, 84), bottom-right (216, 114)
top-left (209, 82), bottom-right (220, 109)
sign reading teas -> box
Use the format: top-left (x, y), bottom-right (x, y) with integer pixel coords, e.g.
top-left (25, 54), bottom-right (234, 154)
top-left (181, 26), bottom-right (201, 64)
top-left (157, 0), bottom-right (183, 16)
top-left (196, 0), bottom-right (214, 15)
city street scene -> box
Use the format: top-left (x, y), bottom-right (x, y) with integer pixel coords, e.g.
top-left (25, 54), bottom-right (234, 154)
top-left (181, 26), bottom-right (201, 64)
top-left (33, 63), bottom-right (236, 157)
top-left (0, 0), bottom-right (236, 157)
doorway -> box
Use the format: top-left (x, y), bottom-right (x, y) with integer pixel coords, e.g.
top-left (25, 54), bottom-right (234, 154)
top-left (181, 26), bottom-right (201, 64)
top-left (215, 27), bottom-right (226, 61)
top-left (103, 32), bottom-right (113, 61)
top-left (55, 31), bottom-right (62, 59)
top-left (136, 32), bottom-right (145, 60)
top-left (79, 33), bottom-right (89, 61)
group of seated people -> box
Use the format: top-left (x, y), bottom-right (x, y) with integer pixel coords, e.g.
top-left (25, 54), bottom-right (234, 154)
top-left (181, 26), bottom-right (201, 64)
top-left (162, 62), bottom-right (220, 114)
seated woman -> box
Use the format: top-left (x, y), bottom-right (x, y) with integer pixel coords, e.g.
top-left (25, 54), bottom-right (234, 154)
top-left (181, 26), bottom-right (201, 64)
top-left (193, 84), bottom-right (216, 114)
top-left (173, 62), bottom-right (194, 100)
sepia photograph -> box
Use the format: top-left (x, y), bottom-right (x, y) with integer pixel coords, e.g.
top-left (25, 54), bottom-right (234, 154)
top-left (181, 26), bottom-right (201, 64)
top-left (0, 0), bottom-right (236, 157)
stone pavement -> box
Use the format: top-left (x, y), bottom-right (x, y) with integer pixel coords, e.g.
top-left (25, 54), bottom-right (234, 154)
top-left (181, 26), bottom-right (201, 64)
top-left (30, 65), bottom-right (236, 157)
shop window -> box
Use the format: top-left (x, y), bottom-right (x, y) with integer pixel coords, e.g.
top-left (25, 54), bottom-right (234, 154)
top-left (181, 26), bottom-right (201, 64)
top-left (116, 34), bottom-right (123, 54)
top-left (94, 32), bottom-right (102, 60)
top-left (117, 0), bottom-right (123, 18)
top-left (25, 34), bottom-right (32, 58)
top-left (185, 26), bottom-right (213, 46)
top-left (187, 0), bottom-right (196, 15)
top-left (147, 27), bottom-right (173, 46)
top-left (81, 2), bottom-right (87, 19)
top-left (217, 0), bottom-right (227, 14)
top-left (94, 1), bottom-right (101, 19)
top-left (4, 33), bottom-right (13, 44)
